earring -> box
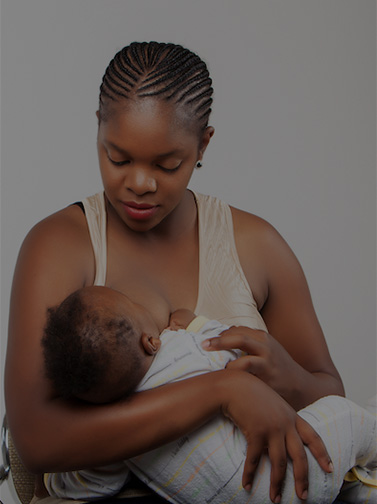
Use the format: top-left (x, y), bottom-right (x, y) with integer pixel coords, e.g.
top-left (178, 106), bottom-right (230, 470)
top-left (196, 161), bottom-right (202, 168)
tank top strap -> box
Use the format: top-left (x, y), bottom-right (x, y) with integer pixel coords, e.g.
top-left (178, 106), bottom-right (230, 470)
top-left (82, 192), bottom-right (107, 286)
top-left (193, 192), bottom-right (267, 331)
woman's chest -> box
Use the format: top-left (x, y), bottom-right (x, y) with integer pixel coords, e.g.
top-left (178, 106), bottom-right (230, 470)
top-left (105, 232), bottom-right (199, 331)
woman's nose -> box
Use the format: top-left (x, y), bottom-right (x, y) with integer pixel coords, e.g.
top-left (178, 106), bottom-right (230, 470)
top-left (126, 166), bottom-right (157, 195)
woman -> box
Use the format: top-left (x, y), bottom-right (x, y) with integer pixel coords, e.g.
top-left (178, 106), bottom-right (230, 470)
top-left (5, 42), bottom-right (345, 504)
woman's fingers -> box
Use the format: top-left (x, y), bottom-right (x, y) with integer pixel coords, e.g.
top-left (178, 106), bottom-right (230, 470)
top-left (268, 434), bottom-right (288, 504)
top-left (296, 416), bottom-right (334, 473)
top-left (286, 417), bottom-right (333, 501)
top-left (286, 429), bottom-right (309, 501)
top-left (225, 355), bottom-right (265, 374)
top-left (244, 429), bottom-right (307, 504)
top-left (202, 327), bottom-right (266, 354)
top-left (242, 437), bottom-right (264, 492)
top-left (224, 372), bottom-right (330, 502)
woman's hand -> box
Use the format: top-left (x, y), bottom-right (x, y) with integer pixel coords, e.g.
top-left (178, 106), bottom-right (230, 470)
top-left (221, 371), bottom-right (333, 503)
top-left (203, 326), bottom-right (301, 399)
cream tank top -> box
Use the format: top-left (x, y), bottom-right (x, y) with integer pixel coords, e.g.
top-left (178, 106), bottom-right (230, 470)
top-left (82, 192), bottom-right (267, 332)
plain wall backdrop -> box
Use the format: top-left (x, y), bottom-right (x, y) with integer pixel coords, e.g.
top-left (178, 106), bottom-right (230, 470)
top-left (1, 1), bottom-right (376, 501)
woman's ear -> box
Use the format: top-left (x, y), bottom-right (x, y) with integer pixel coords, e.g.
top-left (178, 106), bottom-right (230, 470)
top-left (141, 333), bottom-right (161, 355)
top-left (198, 126), bottom-right (215, 160)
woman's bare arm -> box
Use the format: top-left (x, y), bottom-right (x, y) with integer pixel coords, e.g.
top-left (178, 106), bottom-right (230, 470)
top-left (229, 207), bottom-right (344, 409)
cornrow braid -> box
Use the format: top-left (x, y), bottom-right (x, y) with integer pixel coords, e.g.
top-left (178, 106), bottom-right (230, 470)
top-left (99, 41), bottom-right (213, 131)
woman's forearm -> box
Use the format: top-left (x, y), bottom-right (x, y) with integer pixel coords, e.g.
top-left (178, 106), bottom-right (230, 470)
top-left (282, 365), bottom-right (345, 411)
top-left (8, 370), bottom-right (229, 474)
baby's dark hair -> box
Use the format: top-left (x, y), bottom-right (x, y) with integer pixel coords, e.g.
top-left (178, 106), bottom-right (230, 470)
top-left (42, 288), bottom-right (143, 403)
top-left (99, 41), bottom-right (213, 132)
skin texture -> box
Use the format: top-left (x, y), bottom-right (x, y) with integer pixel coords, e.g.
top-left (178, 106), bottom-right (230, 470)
top-left (5, 97), bottom-right (343, 504)
top-left (168, 308), bottom-right (197, 330)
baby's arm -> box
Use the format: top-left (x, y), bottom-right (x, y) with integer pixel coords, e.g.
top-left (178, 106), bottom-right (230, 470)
top-left (168, 309), bottom-right (197, 331)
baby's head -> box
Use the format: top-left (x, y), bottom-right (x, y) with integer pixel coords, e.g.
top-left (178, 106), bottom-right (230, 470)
top-left (42, 286), bottom-right (161, 404)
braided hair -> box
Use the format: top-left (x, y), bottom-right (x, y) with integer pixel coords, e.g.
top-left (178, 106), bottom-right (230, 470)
top-left (99, 42), bottom-right (213, 133)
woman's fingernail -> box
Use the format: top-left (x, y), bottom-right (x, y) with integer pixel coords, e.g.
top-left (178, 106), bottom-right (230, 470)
top-left (244, 484), bottom-right (252, 492)
top-left (274, 495), bottom-right (281, 503)
top-left (301, 490), bottom-right (308, 500)
top-left (328, 461), bottom-right (334, 473)
top-left (201, 340), bottom-right (210, 349)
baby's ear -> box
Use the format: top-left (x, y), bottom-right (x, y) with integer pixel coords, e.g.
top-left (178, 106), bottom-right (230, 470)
top-left (141, 334), bottom-right (161, 355)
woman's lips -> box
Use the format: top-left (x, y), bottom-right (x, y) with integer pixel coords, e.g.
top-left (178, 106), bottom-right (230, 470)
top-left (121, 201), bottom-right (159, 220)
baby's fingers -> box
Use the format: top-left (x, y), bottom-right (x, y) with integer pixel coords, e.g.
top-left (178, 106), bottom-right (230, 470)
top-left (296, 416), bottom-right (334, 474)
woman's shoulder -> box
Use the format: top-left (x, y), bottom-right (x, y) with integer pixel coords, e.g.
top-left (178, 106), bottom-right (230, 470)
top-left (18, 202), bottom-right (94, 285)
top-left (25, 203), bottom-right (89, 247)
top-left (195, 192), bottom-right (272, 231)
top-left (231, 204), bottom-right (297, 268)
top-left (230, 205), bottom-right (281, 244)
top-left (229, 204), bottom-right (299, 309)
top-left (195, 191), bottom-right (283, 256)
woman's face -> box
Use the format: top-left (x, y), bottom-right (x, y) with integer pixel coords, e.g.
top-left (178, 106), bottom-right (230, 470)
top-left (97, 98), bottom-right (212, 233)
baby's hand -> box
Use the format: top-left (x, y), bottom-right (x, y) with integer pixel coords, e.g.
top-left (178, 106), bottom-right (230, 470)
top-left (168, 309), bottom-right (196, 331)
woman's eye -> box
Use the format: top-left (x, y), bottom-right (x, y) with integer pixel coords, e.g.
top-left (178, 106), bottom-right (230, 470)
top-left (157, 163), bottom-right (181, 173)
top-left (108, 156), bottom-right (130, 167)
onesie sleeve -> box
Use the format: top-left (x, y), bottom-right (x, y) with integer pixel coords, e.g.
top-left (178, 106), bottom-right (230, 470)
top-left (186, 315), bottom-right (211, 333)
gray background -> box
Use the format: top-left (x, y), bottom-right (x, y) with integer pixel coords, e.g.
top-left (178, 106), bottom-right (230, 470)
top-left (1, 1), bottom-right (376, 501)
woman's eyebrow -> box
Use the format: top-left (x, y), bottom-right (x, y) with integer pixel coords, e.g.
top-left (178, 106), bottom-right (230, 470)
top-left (156, 149), bottom-right (185, 158)
top-left (104, 141), bottom-right (129, 154)
top-left (104, 141), bottom-right (184, 158)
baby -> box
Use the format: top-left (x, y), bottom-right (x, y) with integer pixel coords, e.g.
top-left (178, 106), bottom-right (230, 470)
top-left (42, 286), bottom-right (377, 504)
